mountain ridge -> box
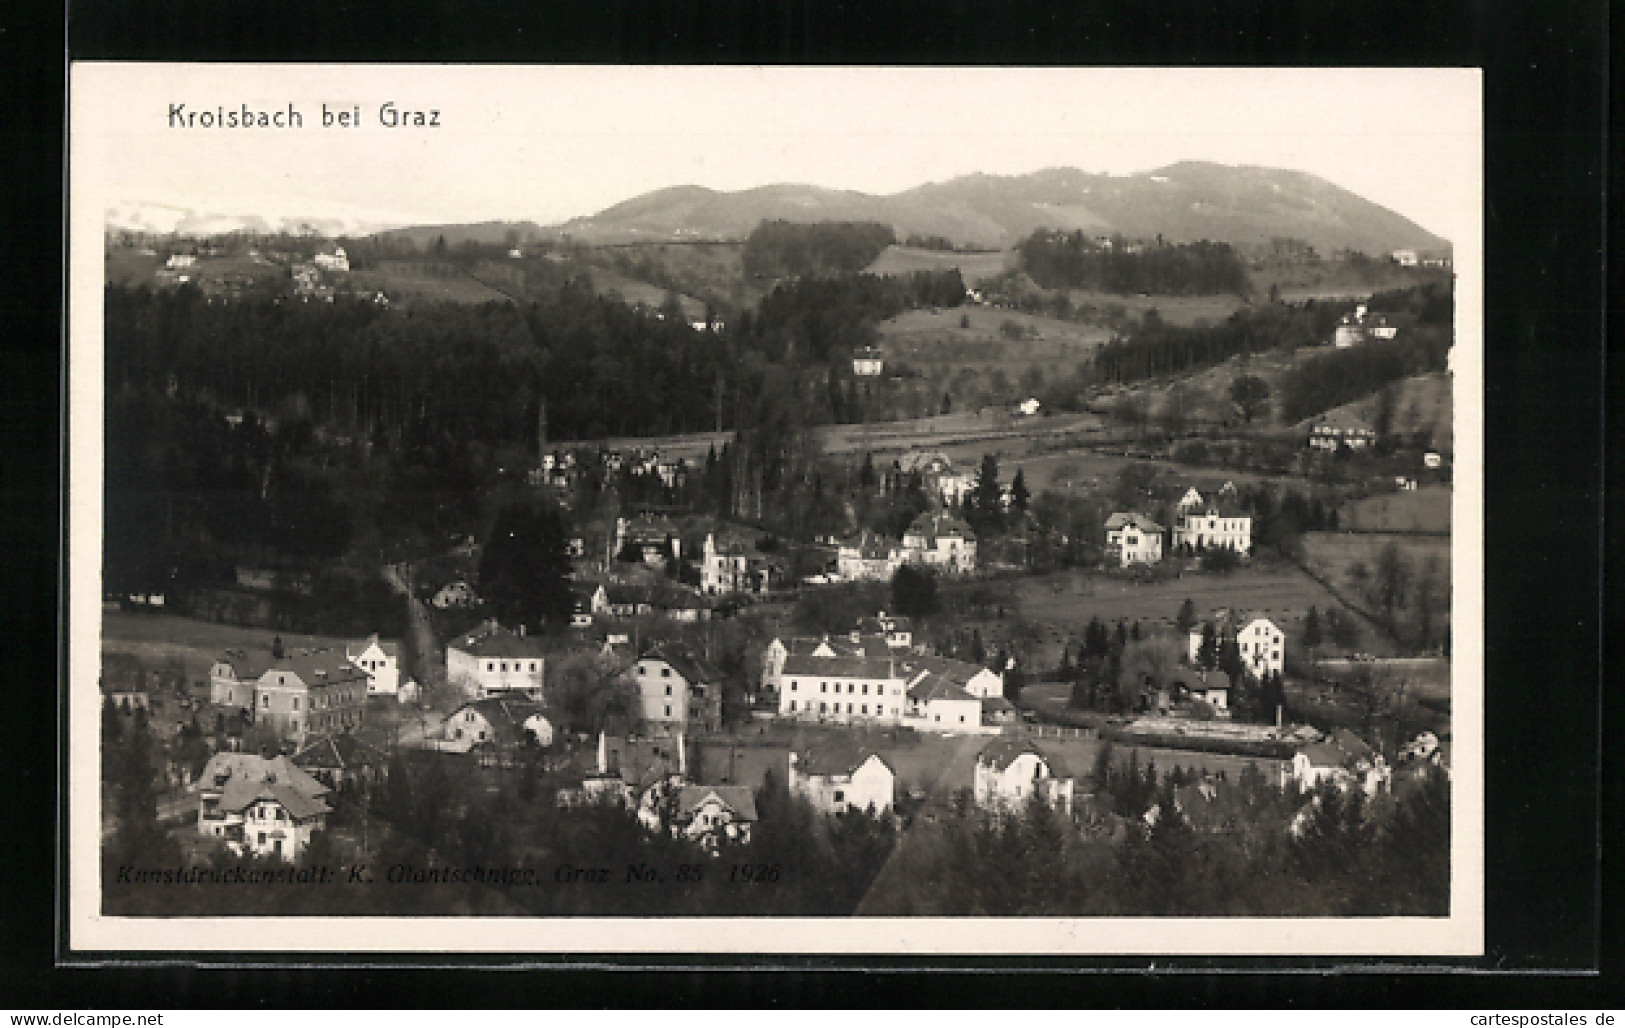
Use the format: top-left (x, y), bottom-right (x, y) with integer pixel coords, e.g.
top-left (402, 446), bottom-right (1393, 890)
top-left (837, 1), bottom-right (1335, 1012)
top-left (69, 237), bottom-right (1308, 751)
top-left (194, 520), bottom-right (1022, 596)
top-left (106, 163), bottom-right (1450, 256)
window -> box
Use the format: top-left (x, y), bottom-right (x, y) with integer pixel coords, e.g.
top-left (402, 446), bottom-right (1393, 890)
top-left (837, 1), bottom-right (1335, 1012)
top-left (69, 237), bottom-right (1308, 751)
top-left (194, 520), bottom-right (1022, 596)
top-left (848, 683), bottom-right (855, 694)
top-left (665, 685), bottom-right (672, 696)
top-left (292, 697), bottom-right (299, 710)
top-left (661, 668), bottom-right (671, 678)
top-left (820, 682), bottom-right (827, 693)
top-left (262, 695), bottom-right (269, 708)
top-left (639, 664), bottom-right (648, 676)
top-left (959, 715), bottom-right (966, 723)
top-left (501, 662), bottom-right (508, 672)
top-left (862, 683), bottom-right (868, 695)
top-left (292, 719), bottom-right (299, 732)
top-left (861, 705), bottom-right (868, 715)
top-left (833, 790), bottom-right (844, 803)
top-left (847, 703), bottom-right (854, 714)
top-left (258, 832), bottom-right (266, 845)
top-left (789, 700), bottom-right (797, 712)
top-left (530, 662), bottom-right (537, 672)
top-left (820, 703), bottom-right (826, 714)
top-left (487, 662), bottom-right (495, 672)
top-left (664, 705), bottom-right (672, 717)
top-left (790, 682), bottom-right (797, 691)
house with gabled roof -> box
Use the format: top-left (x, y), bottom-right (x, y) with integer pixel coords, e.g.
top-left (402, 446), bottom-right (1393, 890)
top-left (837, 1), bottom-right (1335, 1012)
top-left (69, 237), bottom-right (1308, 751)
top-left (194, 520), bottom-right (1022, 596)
top-left (905, 671), bottom-right (982, 731)
top-left (253, 651), bottom-right (369, 748)
top-left (1172, 496), bottom-right (1252, 555)
top-left (1105, 512), bottom-right (1164, 567)
top-left (1293, 727), bottom-right (1389, 796)
top-left (973, 737), bottom-right (1076, 816)
top-left (291, 733), bottom-right (389, 790)
top-left (446, 622), bottom-right (547, 699)
top-left (633, 642), bottom-right (722, 731)
top-left (345, 633), bottom-right (401, 697)
top-left (788, 741), bottom-right (894, 816)
top-left (210, 651), bottom-right (265, 710)
top-left (440, 696), bottom-right (553, 760)
top-left (194, 752), bottom-right (330, 861)
top-left (668, 785), bottom-right (758, 850)
top-left (900, 512), bottom-right (977, 574)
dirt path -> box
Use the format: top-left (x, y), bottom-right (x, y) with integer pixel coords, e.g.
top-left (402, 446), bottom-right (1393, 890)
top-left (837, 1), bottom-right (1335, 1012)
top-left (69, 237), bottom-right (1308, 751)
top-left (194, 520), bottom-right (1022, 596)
top-left (382, 563), bottom-right (447, 700)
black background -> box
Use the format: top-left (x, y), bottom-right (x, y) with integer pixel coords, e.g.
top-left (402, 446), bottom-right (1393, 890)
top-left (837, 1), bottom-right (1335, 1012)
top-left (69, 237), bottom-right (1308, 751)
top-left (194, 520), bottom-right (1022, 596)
top-left (0, 0), bottom-right (1610, 1006)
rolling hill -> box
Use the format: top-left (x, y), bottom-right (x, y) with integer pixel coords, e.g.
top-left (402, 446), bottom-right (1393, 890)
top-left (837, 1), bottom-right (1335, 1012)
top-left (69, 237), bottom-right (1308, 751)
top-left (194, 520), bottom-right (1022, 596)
top-left (550, 162), bottom-right (1450, 256)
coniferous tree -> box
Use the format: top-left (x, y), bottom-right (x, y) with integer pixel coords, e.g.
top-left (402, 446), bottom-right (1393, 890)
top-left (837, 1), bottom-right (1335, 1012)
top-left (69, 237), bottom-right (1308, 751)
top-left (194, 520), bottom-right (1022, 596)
top-left (1175, 598), bottom-right (1197, 635)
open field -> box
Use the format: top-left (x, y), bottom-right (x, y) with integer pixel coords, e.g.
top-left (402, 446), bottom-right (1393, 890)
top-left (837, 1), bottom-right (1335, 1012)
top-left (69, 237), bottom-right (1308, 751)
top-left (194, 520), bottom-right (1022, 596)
top-left (1065, 288), bottom-right (1248, 327)
top-left (582, 264), bottom-right (708, 318)
top-left (1337, 485), bottom-right (1451, 534)
top-left (100, 610), bottom-right (373, 683)
top-left (877, 305), bottom-right (1112, 356)
top-left (1299, 532), bottom-right (1451, 604)
top-left (972, 562), bottom-right (1394, 667)
top-left (864, 245), bottom-right (1014, 284)
top-left (350, 260), bottom-right (514, 304)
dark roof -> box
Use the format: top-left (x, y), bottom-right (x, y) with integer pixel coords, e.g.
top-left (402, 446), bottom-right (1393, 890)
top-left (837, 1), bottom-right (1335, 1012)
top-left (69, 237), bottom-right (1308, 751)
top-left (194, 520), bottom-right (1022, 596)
top-left (793, 738), bottom-right (891, 778)
top-left (981, 695), bottom-right (1016, 713)
top-left (905, 511), bottom-right (975, 541)
top-left (450, 626), bottom-right (550, 659)
top-left (907, 671), bottom-right (977, 704)
top-left (676, 785), bottom-right (758, 822)
top-left (902, 654), bottom-right (996, 687)
top-left (976, 736), bottom-right (1071, 777)
top-left (291, 733), bottom-right (387, 772)
top-left (199, 753), bottom-right (330, 820)
top-left (639, 642), bottom-right (720, 685)
top-left (1171, 668), bottom-right (1231, 693)
top-left (781, 654), bottom-right (897, 680)
top-left (1105, 512), bottom-right (1164, 533)
top-left (260, 650), bottom-right (370, 688)
top-left (451, 697), bottom-right (550, 746)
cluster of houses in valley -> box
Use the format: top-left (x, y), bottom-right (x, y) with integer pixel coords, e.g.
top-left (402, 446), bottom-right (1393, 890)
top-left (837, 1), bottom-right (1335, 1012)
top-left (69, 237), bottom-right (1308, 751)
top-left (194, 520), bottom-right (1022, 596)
top-left (1331, 301), bottom-right (1412, 348)
top-left (209, 633), bottom-right (410, 746)
top-left (1106, 484), bottom-right (1253, 568)
top-left (834, 512), bottom-right (978, 582)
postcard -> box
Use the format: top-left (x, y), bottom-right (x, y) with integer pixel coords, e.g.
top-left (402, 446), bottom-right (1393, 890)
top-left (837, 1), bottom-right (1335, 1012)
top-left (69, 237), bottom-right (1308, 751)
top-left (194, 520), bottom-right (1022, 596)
top-left (68, 63), bottom-right (1482, 955)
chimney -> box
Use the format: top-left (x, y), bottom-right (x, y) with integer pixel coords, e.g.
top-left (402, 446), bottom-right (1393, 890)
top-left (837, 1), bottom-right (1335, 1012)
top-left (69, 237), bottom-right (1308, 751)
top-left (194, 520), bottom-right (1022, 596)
top-left (518, 623), bottom-right (526, 638)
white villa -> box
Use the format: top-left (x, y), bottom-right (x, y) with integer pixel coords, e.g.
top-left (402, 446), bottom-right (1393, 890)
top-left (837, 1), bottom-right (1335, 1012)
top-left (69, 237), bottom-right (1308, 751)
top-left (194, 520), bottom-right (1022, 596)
top-left (972, 738), bottom-right (1076, 816)
top-left (1105, 512), bottom-right (1164, 567)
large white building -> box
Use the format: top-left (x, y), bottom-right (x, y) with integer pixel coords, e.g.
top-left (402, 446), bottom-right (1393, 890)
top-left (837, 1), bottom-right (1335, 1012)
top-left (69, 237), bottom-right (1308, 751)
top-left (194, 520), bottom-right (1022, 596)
top-left (1236, 617), bottom-right (1285, 677)
top-left (1105, 513), bottom-right (1164, 567)
top-left (445, 623), bottom-right (547, 699)
top-left (777, 654), bottom-right (905, 723)
top-left (1171, 491), bottom-right (1252, 554)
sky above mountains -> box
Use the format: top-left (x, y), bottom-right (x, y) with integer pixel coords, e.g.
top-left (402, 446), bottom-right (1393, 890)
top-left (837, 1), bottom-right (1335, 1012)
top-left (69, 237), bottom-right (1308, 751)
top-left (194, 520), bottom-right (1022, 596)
top-left (78, 65), bottom-right (1479, 244)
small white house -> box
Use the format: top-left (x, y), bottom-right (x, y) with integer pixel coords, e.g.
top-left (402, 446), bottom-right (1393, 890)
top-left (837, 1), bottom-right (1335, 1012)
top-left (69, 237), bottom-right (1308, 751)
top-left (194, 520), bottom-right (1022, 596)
top-left (1105, 513), bottom-right (1164, 567)
top-left (788, 746), bottom-right (894, 816)
top-left (346, 633), bottom-right (401, 697)
top-left (852, 346), bottom-right (885, 377)
top-left (1238, 617), bottom-right (1285, 677)
top-left (972, 738), bottom-right (1075, 816)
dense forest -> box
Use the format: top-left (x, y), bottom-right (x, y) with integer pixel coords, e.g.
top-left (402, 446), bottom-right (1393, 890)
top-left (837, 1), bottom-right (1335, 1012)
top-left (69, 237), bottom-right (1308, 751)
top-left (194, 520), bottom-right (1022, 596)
top-left (1017, 231), bottom-right (1251, 296)
top-left (1090, 300), bottom-right (1352, 385)
top-left (741, 220), bottom-right (896, 279)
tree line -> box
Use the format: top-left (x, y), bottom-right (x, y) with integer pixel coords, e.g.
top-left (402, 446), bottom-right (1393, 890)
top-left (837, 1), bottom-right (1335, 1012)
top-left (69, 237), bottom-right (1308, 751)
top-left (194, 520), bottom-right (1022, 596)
top-left (1017, 231), bottom-right (1251, 296)
top-left (741, 220), bottom-right (896, 279)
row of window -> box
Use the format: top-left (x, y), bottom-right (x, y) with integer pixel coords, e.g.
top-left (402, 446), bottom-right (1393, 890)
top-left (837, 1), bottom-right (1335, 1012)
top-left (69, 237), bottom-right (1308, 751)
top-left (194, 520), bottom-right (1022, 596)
top-left (787, 700), bottom-right (900, 717)
top-left (787, 679), bottom-right (896, 696)
top-left (261, 691), bottom-right (357, 710)
top-left (485, 660), bottom-right (540, 673)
